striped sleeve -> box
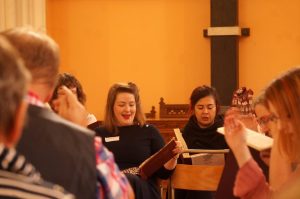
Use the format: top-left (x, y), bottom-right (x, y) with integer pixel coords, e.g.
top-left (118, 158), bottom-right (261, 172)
top-left (0, 170), bottom-right (73, 199)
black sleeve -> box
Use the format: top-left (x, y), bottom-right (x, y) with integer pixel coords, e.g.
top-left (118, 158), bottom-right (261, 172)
top-left (148, 124), bottom-right (165, 154)
top-left (155, 166), bottom-right (175, 179)
top-left (147, 124), bottom-right (175, 179)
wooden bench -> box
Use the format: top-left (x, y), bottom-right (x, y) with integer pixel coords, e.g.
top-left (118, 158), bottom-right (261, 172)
top-left (159, 97), bottom-right (190, 119)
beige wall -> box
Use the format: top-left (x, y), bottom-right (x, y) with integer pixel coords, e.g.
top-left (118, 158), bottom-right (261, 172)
top-left (0, 0), bottom-right (46, 31)
top-left (46, 0), bottom-right (300, 120)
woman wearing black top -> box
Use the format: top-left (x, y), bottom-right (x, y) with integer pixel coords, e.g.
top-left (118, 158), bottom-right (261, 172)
top-left (176, 85), bottom-right (228, 199)
top-left (95, 82), bottom-right (181, 199)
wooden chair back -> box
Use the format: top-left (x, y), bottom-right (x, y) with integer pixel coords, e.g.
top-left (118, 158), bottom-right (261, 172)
top-left (166, 129), bottom-right (229, 199)
top-left (170, 164), bottom-right (224, 191)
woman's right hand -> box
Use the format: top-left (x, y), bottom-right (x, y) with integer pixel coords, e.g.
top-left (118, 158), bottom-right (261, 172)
top-left (224, 108), bottom-right (252, 167)
top-left (224, 108), bottom-right (247, 150)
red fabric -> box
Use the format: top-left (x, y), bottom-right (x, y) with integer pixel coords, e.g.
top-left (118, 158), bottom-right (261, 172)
top-left (234, 158), bottom-right (271, 199)
top-left (27, 91), bottom-right (45, 107)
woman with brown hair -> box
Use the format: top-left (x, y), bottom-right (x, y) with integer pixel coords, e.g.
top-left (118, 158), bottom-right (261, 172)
top-left (177, 85), bottom-right (228, 199)
top-left (49, 72), bottom-right (97, 125)
top-left (95, 82), bottom-right (182, 199)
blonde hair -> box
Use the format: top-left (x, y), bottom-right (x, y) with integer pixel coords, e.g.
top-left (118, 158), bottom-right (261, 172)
top-left (103, 82), bottom-right (146, 134)
top-left (0, 36), bottom-right (30, 135)
top-left (264, 67), bottom-right (300, 162)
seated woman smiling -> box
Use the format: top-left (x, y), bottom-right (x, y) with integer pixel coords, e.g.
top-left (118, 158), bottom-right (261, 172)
top-left (95, 82), bottom-right (182, 199)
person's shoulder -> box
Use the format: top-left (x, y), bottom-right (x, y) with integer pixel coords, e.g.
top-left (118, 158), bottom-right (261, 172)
top-left (142, 123), bottom-right (159, 131)
top-left (141, 124), bottom-right (161, 136)
top-left (0, 170), bottom-right (74, 199)
top-left (95, 126), bottom-right (111, 137)
top-left (26, 104), bottom-right (94, 137)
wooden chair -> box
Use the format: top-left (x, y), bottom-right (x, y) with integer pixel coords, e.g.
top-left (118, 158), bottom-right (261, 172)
top-left (167, 129), bottom-right (229, 199)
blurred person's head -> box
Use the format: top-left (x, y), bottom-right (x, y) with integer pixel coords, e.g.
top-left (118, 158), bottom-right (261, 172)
top-left (264, 67), bottom-right (300, 162)
top-left (50, 73), bottom-right (86, 112)
top-left (0, 36), bottom-right (30, 146)
top-left (1, 28), bottom-right (59, 102)
top-left (253, 94), bottom-right (272, 136)
top-left (103, 82), bottom-right (145, 133)
top-left (189, 85), bottom-right (220, 128)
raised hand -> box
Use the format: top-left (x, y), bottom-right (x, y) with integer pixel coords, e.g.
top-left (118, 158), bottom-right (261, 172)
top-left (224, 108), bottom-right (252, 167)
top-left (52, 86), bottom-right (88, 127)
top-left (227, 107), bottom-right (258, 131)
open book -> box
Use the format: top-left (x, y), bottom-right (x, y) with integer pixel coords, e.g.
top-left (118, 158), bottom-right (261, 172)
top-left (217, 127), bottom-right (273, 151)
top-left (138, 138), bottom-right (177, 180)
top-left (174, 128), bottom-right (229, 165)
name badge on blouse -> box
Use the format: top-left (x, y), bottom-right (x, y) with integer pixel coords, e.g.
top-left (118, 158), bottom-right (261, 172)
top-left (105, 136), bottom-right (120, 142)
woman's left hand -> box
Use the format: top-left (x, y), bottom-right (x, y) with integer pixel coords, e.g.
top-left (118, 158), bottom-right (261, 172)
top-left (224, 108), bottom-right (252, 167)
top-left (172, 140), bottom-right (183, 160)
top-left (164, 140), bottom-right (182, 170)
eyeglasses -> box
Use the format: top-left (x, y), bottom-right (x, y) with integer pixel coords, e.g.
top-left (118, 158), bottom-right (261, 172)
top-left (256, 114), bottom-right (279, 126)
top-left (196, 104), bottom-right (216, 111)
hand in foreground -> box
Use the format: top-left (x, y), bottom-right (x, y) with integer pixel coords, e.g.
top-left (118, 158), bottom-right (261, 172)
top-left (224, 108), bottom-right (252, 167)
top-left (52, 86), bottom-right (88, 127)
top-left (224, 108), bottom-right (247, 150)
top-left (227, 107), bottom-right (258, 131)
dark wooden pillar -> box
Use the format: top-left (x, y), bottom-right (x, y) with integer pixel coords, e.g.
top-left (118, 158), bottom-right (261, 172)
top-left (204, 0), bottom-right (249, 106)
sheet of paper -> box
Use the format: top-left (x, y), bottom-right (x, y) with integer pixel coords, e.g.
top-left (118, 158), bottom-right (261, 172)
top-left (217, 127), bottom-right (273, 151)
